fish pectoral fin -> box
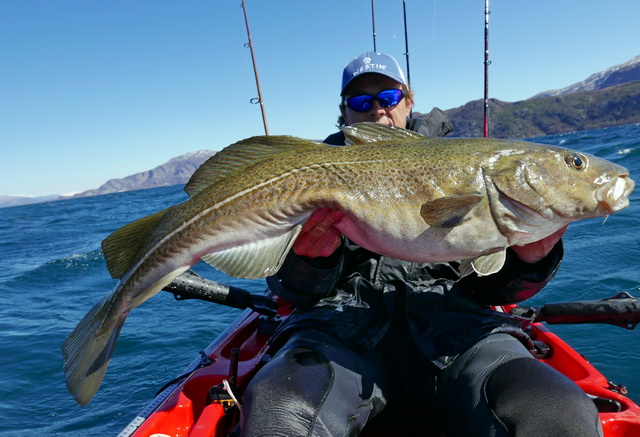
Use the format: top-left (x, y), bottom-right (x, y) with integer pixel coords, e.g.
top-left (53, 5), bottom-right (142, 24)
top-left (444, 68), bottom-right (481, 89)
top-left (342, 122), bottom-right (426, 145)
top-left (420, 193), bottom-right (483, 228)
top-left (201, 225), bottom-right (303, 279)
top-left (101, 207), bottom-right (172, 279)
top-left (459, 251), bottom-right (507, 277)
top-left (185, 136), bottom-right (322, 197)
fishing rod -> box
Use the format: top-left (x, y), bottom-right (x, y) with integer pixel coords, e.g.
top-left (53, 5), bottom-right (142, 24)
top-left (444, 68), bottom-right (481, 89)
top-left (512, 292), bottom-right (640, 330)
top-left (402, 0), bottom-right (411, 89)
top-left (163, 271), bottom-right (640, 331)
top-left (371, 0), bottom-right (377, 52)
top-left (402, 0), bottom-right (412, 118)
top-left (163, 269), bottom-right (277, 317)
top-left (483, 0), bottom-right (491, 138)
top-left (370, 0), bottom-right (411, 92)
top-left (240, 0), bottom-right (269, 135)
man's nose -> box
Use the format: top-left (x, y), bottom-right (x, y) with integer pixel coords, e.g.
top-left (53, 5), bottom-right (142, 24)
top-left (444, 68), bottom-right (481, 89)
top-left (369, 100), bottom-right (385, 116)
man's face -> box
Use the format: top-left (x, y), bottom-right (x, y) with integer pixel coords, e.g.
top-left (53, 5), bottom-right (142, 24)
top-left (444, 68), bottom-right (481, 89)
top-left (341, 74), bottom-right (413, 128)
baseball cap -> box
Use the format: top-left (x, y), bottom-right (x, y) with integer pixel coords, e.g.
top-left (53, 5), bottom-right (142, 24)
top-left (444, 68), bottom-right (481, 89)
top-left (341, 52), bottom-right (407, 95)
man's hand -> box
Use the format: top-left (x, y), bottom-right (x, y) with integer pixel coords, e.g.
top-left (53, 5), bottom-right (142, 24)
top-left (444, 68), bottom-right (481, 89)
top-left (511, 225), bottom-right (568, 264)
top-left (292, 208), bottom-right (345, 258)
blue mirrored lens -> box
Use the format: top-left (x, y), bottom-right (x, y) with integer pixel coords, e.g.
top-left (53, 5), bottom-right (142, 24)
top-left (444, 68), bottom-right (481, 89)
top-left (346, 89), bottom-right (404, 112)
top-left (377, 89), bottom-right (404, 107)
top-left (346, 95), bottom-right (373, 112)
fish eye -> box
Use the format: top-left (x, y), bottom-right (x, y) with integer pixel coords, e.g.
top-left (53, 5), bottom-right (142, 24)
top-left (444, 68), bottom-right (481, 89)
top-left (565, 152), bottom-right (586, 170)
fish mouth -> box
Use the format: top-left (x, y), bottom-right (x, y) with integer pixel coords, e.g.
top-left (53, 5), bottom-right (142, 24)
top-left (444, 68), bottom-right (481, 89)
top-left (595, 175), bottom-right (635, 214)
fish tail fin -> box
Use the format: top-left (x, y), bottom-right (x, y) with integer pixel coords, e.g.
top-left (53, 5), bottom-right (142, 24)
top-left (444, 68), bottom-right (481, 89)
top-left (62, 292), bottom-right (126, 406)
top-left (102, 207), bottom-right (171, 279)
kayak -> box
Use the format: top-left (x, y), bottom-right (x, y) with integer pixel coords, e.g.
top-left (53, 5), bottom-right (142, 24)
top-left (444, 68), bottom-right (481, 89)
top-left (118, 286), bottom-right (640, 437)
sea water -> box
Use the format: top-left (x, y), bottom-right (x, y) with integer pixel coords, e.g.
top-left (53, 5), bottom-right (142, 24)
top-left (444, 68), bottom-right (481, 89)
top-left (1, 124), bottom-right (639, 436)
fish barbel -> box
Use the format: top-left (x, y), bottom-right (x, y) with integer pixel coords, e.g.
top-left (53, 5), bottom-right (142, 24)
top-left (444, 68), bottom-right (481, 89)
top-left (62, 122), bottom-right (634, 405)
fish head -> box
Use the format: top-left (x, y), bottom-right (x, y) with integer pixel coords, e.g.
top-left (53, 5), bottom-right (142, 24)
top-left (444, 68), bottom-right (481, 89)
top-left (486, 143), bottom-right (634, 244)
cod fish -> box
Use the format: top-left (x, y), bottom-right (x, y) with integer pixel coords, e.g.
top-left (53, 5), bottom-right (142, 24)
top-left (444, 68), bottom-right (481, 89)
top-left (63, 122), bottom-right (634, 405)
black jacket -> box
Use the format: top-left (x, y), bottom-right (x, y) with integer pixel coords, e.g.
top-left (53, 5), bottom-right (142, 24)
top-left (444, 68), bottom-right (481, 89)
top-left (323, 107), bottom-right (454, 145)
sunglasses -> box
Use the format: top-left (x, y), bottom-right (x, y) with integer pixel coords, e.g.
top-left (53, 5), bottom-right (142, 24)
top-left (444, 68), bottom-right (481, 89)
top-left (345, 89), bottom-right (405, 112)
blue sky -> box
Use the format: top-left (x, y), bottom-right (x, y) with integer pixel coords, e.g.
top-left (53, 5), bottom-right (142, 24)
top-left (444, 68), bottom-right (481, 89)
top-left (2, 0), bottom-right (639, 196)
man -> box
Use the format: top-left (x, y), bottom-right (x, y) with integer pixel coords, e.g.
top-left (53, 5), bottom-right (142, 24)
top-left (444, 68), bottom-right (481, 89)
top-left (323, 51), bottom-right (452, 145)
top-left (241, 52), bottom-right (602, 436)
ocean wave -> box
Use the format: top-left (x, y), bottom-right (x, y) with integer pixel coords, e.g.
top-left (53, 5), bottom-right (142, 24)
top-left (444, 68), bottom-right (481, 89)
top-left (1, 250), bottom-right (105, 289)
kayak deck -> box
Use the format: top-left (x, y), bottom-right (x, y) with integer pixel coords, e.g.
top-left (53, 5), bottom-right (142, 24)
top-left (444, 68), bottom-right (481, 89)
top-left (119, 297), bottom-right (640, 437)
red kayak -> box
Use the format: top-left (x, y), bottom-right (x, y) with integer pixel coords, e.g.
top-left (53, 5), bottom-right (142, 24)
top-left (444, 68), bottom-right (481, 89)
top-left (118, 285), bottom-right (640, 437)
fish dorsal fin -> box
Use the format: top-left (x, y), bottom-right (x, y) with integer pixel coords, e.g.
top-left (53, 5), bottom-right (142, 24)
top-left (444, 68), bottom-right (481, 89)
top-left (101, 207), bottom-right (171, 279)
top-left (201, 224), bottom-right (304, 279)
top-left (458, 251), bottom-right (507, 277)
top-left (342, 122), bottom-right (426, 145)
top-left (420, 193), bottom-right (483, 228)
top-left (184, 135), bottom-right (322, 197)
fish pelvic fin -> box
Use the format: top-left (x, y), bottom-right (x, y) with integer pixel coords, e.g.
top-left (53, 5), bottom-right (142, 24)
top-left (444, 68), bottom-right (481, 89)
top-left (202, 224), bottom-right (304, 279)
top-left (420, 193), bottom-right (484, 228)
top-left (101, 207), bottom-right (172, 279)
top-left (61, 293), bottom-right (126, 406)
top-left (459, 251), bottom-right (507, 277)
top-left (342, 122), bottom-right (426, 145)
top-left (184, 135), bottom-right (323, 197)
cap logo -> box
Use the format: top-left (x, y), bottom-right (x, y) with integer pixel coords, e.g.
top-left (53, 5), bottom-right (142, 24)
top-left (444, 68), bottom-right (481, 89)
top-left (352, 57), bottom-right (388, 77)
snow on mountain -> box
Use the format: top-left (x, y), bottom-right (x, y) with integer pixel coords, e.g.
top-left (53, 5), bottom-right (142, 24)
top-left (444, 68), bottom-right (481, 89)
top-left (0, 194), bottom-right (60, 208)
top-left (535, 55), bottom-right (640, 98)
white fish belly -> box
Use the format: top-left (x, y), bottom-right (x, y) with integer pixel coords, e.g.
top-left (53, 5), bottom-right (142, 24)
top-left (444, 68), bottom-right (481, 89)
top-left (335, 206), bottom-right (507, 263)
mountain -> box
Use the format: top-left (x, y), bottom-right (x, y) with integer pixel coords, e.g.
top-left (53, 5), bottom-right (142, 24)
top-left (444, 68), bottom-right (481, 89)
top-left (534, 55), bottom-right (640, 97)
top-left (0, 195), bottom-right (60, 208)
top-left (61, 150), bottom-right (215, 200)
top-left (444, 81), bottom-right (640, 138)
top-left (440, 55), bottom-right (640, 138)
top-left (0, 150), bottom-right (216, 209)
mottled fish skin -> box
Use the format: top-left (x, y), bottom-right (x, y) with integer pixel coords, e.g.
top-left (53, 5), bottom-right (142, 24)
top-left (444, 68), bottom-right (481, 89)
top-left (62, 122), bottom-right (634, 405)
